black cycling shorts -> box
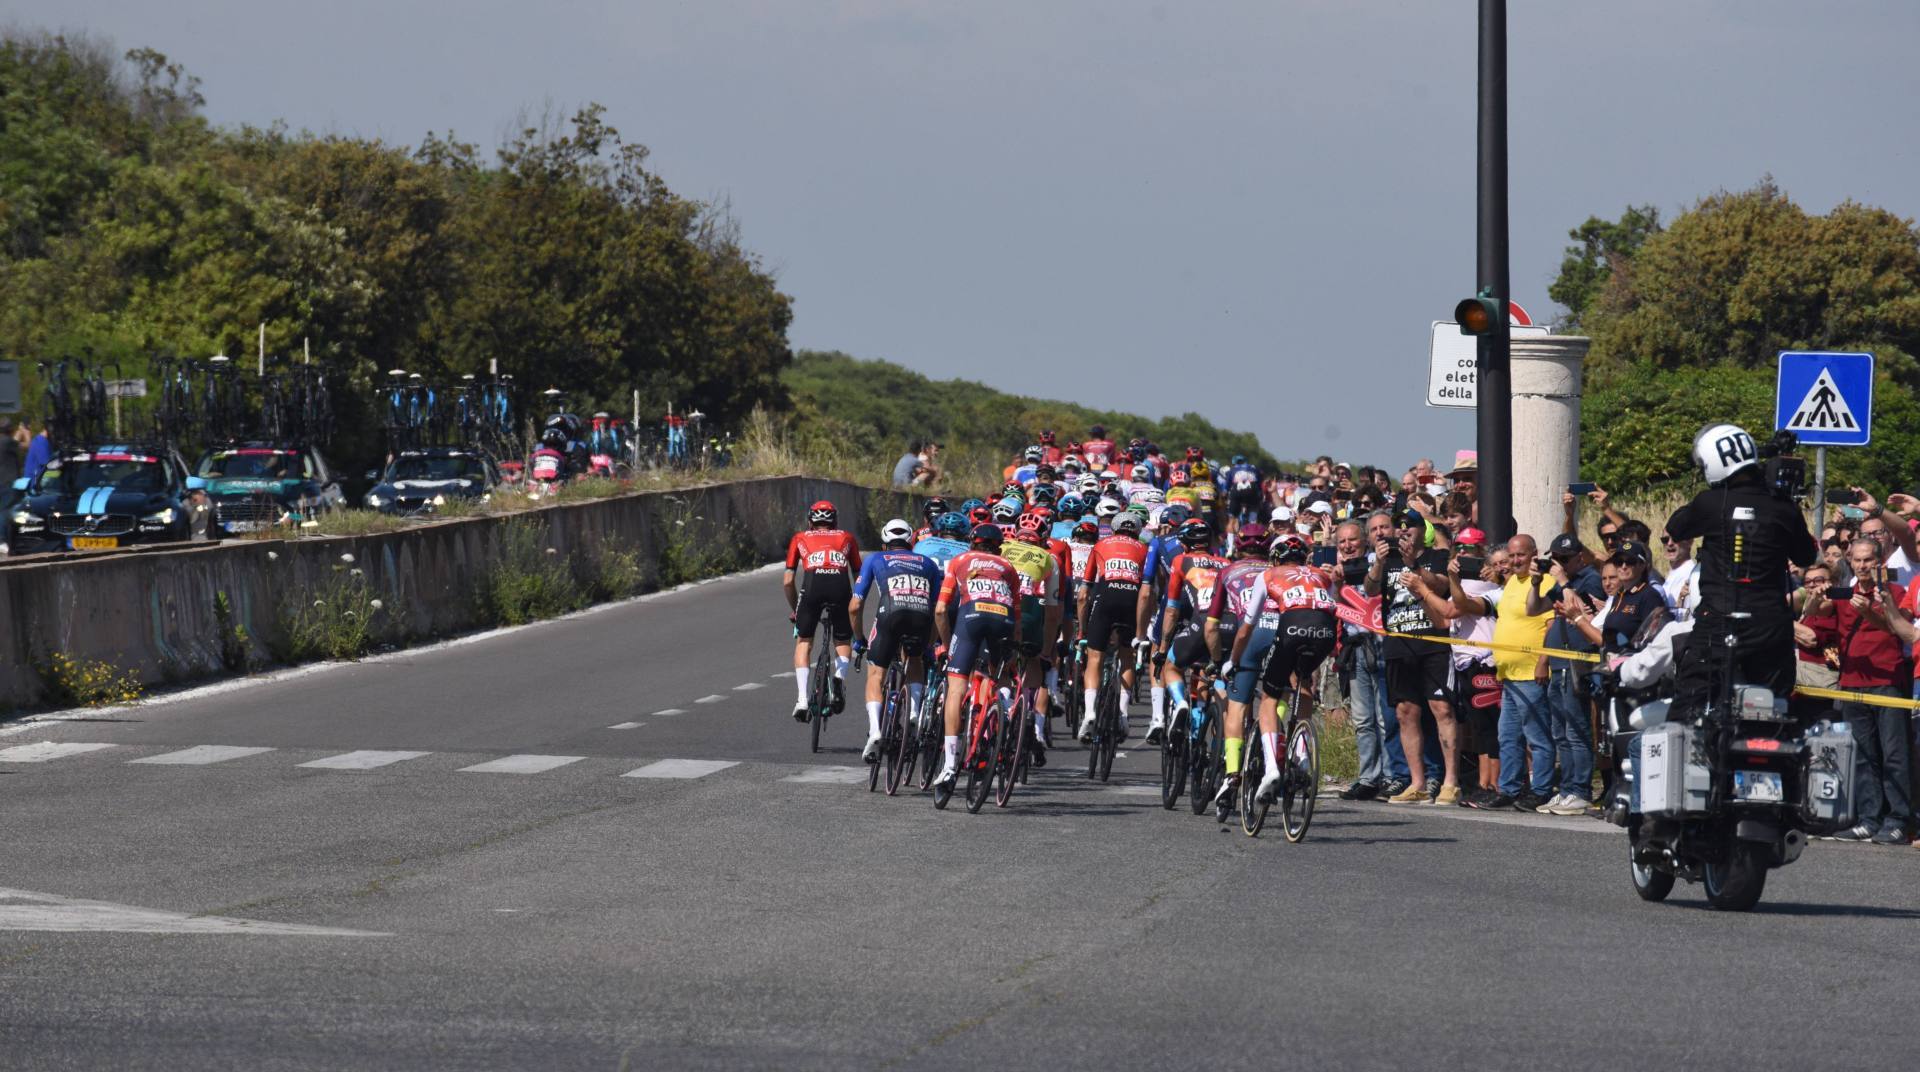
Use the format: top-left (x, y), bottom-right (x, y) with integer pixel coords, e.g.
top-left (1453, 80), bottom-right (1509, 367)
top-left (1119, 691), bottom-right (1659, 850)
top-left (795, 573), bottom-right (853, 642)
top-left (1169, 621), bottom-right (1211, 669)
top-left (1260, 611), bottom-right (1336, 698)
top-left (867, 609), bottom-right (932, 669)
top-left (948, 611), bottom-right (1014, 677)
top-left (1385, 645), bottom-right (1452, 708)
top-left (1229, 488), bottom-right (1263, 522)
top-left (1084, 594), bottom-right (1138, 654)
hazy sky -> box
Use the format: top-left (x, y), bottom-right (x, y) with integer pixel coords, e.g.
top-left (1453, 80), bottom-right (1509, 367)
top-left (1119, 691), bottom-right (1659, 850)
top-left (18, 1), bottom-right (1920, 464)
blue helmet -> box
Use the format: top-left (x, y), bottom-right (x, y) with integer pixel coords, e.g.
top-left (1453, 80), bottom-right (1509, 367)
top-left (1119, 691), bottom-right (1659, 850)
top-left (958, 498), bottom-right (986, 516)
top-left (1057, 494), bottom-right (1086, 519)
top-left (1231, 454), bottom-right (1247, 465)
top-left (935, 511), bottom-right (970, 538)
top-left (1160, 503), bottom-right (1193, 527)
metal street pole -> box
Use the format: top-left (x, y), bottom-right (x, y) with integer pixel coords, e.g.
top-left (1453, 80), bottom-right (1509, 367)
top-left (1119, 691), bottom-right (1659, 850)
top-left (1476, 0), bottom-right (1514, 542)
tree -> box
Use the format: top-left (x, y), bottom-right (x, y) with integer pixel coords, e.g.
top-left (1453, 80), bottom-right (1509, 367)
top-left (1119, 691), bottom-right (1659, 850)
top-left (1548, 204), bottom-right (1661, 329)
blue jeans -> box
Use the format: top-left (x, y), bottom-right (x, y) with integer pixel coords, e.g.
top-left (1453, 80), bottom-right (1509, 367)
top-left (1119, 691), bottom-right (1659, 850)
top-left (1498, 679), bottom-right (1555, 798)
top-left (1547, 670), bottom-right (1594, 800)
top-left (1347, 639), bottom-right (1392, 786)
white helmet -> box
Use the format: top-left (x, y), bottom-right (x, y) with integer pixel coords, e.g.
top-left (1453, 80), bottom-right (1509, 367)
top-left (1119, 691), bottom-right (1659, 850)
top-left (1094, 498), bottom-right (1122, 520)
top-left (1693, 423), bottom-right (1758, 485)
top-left (1076, 474), bottom-right (1100, 495)
top-left (1130, 463), bottom-right (1153, 482)
top-left (1135, 487), bottom-right (1165, 505)
top-left (881, 518), bottom-right (914, 546)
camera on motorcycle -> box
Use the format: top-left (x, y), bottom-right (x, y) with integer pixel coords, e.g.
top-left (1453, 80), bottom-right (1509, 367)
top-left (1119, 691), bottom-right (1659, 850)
top-left (1825, 489), bottom-right (1865, 505)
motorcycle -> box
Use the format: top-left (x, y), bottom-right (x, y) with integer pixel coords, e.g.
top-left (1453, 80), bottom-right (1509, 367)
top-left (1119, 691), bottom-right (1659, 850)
top-left (1609, 668), bottom-right (1854, 911)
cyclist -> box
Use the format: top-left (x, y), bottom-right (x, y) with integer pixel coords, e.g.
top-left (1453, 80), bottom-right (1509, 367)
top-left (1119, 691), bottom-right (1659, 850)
top-left (932, 524), bottom-right (1023, 790)
top-left (1077, 510), bottom-right (1150, 742)
top-left (1051, 494), bottom-right (1087, 541)
top-left (1205, 523), bottom-right (1274, 812)
top-left (914, 496), bottom-right (950, 542)
top-left (784, 501), bottom-right (862, 722)
top-left (850, 519), bottom-right (942, 761)
top-left (1228, 533), bottom-right (1338, 804)
top-left (1011, 446), bottom-right (1044, 486)
top-left (1223, 455), bottom-right (1264, 547)
top-left (1037, 429), bottom-right (1064, 467)
top-left (1082, 425), bottom-right (1116, 471)
top-left (1189, 453), bottom-right (1220, 529)
top-left (1002, 511), bottom-right (1064, 762)
top-left (1148, 518), bottom-right (1232, 745)
top-left (1121, 462), bottom-right (1156, 503)
top-left (1165, 466), bottom-right (1202, 512)
top-left (914, 511), bottom-right (971, 569)
top-left (1139, 503), bottom-right (1194, 727)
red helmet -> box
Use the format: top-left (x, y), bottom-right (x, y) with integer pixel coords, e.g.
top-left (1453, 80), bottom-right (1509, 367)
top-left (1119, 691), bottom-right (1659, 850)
top-left (1237, 522), bottom-right (1270, 556)
top-left (1015, 512), bottom-right (1047, 540)
top-left (1186, 445), bottom-right (1203, 460)
top-left (1169, 465), bottom-right (1191, 487)
top-left (969, 505), bottom-right (993, 526)
top-left (808, 501), bottom-right (837, 526)
top-left (1038, 429), bottom-right (1056, 444)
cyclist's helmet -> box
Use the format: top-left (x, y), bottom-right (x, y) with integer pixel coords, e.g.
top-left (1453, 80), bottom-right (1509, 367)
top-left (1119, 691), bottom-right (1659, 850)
top-left (1098, 468), bottom-right (1120, 485)
top-left (1034, 464), bottom-right (1057, 483)
top-left (1135, 487), bottom-right (1165, 506)
top-left (1169, 465), bottom-right (1190, 487)
top-left (921, 496), bottom-right (949, 522)
top-left (1015, 512), bottom-right (1047, 541)
top-left (936, 511), bottom-right (970, 538)
top-left (808, 500), bottom-right (837, 526)
top-left (1057, 495), bottom-right (1086, 519)
top-left (881, 518), bottom-right (914, 547)
top-left (1186, 445), bottom-right (1204, 461)
top-left (1030, 485), bottom-right (1058, 507)
top-left (1076, 474), bottom-right (1100, 496)
top-left (1160, 503), bottom-right (1192, 527)
top-left (540, 427), bottom-right (568, 450)
top-left (1023, 445), bottom-right (1043, 463)
top-left (1231, 454), bottom-right (1247, 466)
top-left (1111, 511), bottom-right (1143, 536)
top-left (1073, 519), bottom-right (1099, 541)
top-left (959, 497), bottom-right (985, 515)
top-left (1089, 424), bottom-right (1107, 439)
top-left (971, 523), bottom-right (1005, 550)
top-left (1094, 498), bottom-right (1122, 520)
top-left (1130, 462), bottom-right (1153, 482)
top-left (1177, 518), bottom-right (1212, 547)
top-left (1001, 481), bottom-right (1024, 498)
top-left (1237, 522), bottom-right (1271, 556)
top-left (1272, 533), bottom-right (1310, 563)
top-left (1038, 429), bottom-right (1056, 445)
top-left (992, 497), bottom-right (1021, 522)
top-left (969, 504), bottom-right (993, 526)
top-left (1061, 456), bottom-right (1084, 475)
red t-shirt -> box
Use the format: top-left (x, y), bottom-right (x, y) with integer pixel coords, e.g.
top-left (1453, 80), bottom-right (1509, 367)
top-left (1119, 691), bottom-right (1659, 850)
top-left (786, 529), bottom-right (861, 579)
top-left (1803, 581), bottom-right (1912, 689)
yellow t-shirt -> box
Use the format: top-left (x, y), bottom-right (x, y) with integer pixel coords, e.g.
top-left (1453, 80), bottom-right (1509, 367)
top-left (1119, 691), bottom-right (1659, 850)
top-left (1490, 573), bottom-right (1554, 680)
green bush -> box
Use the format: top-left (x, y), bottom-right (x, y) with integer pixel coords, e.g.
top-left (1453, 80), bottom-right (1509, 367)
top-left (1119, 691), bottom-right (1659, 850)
top-left (478, 518), bottom-right (585, 625)
top-left (277, 554), bottom-right (395, 661)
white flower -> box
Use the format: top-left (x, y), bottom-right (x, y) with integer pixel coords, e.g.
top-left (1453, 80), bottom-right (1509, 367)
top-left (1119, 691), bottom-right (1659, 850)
top-left (340, 553), bottom-right (355, 564)
top-left (545, 547), bottom-right (557, 555)
top-left (313, 600), bottom-right (326, 607)
top-left (267, 551), bottom-right (279, 561)
top-left (369, 599), bottom-right (384, 611)
top-left (350, 568), bottom-right (364, 578)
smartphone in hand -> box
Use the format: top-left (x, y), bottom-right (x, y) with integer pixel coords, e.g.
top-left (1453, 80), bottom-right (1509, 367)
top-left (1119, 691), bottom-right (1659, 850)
top-left (1825, 489), bottom-right (1865, 505)
top-left (1567, 482), bottom-right (1598, 495)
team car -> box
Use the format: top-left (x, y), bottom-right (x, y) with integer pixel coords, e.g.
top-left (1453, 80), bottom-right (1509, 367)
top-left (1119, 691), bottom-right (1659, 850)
top-left (5, 445), bottom-right (195, 555)
top-left (363, 447), bottom-right (498, 516)
top-left (192, 442), bottom-right (346, 536)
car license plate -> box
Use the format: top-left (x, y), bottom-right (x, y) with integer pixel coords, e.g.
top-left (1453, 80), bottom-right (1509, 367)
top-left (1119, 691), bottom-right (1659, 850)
top-left (1733, 770), bottom-right (1784, 802)
top-left (69, 536), bottom-right (119, 550)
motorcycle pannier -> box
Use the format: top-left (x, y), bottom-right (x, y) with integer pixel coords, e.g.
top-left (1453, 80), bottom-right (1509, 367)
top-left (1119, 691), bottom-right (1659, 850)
top-left (1802, 721), bottom-right (1856, 827)
top-left (1635, 723), bottom-right (1710, 818)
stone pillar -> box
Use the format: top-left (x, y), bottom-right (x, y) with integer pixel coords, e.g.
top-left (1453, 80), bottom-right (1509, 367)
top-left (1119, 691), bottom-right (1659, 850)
top-left (1509, 335), bottom-right (1589, 544)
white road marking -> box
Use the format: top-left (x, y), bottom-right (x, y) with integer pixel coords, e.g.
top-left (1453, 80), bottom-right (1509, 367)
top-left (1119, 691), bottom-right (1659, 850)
top-left (1110, 785), bottom-right (1160, 796)
top-left (694, 695), bottom-right (729, 704)
top-left (0, 887), bottom-right (387, 936)
top-left (771, 671), bottom-right (796, 679)
top-left (732, 682), bottom-right (766, 691)
top-left (458, 754), bottom-right (586, 774)
top-left (781, 765), bottom-right (868, 784)
top-left (622, 759), bottom-right (738, 779)
top-left (652, 709), bottom-right (687, 717)
top-left (298, 750), bottom-right (431, 771)
top-left (607, 722), bottom-right (644, 730)
top-left (129, 745), bottom-right (275, 766)
top-left (0, 742), bottom-right (117, 763)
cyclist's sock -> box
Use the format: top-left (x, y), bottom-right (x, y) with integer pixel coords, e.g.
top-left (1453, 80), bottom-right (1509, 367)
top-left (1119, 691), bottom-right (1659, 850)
top-left (907, 683), bottom-right (925, 721)
top-left (1274, 699), bottom-right (1289, 722)
top-left (794, 667), bottom-right (810, 705)
top-left (1083, 688), bottom-right (1098, 720)
top-left (942, 735), bottom-right (959, 769)
top-left (1168, 680), bottom-right (1188, 712)
top-left (866, 701), bottom-right (882, 738)
top-left (1033, 710), bottom-right (1048, 739)
top-left (1261, 731), bottom-right (1281, 773)
top-left (1151, 686), bottom-right (1167, 723)
top-left (833, 655), bottom-right (850, 679)
top-left (1224, 736), bottom-right (1244, 775)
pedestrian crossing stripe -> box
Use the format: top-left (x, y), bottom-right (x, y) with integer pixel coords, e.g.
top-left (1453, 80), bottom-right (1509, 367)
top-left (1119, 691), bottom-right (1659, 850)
top-left (1784, 368), bottom-right (1860, 433)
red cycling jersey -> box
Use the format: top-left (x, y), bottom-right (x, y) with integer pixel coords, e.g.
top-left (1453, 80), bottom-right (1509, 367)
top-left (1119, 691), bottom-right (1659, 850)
top-left (786, 528), bottom-right (861, 578)
top-left (939, 551), bottom-right (1020, 617)
top-left (1082, 438), bottom-right (1117, 470)
top-left (1242, 563), bottom-right (1336, 617)
top-left (1166, 551), bottom-right (1233, 618)
top-left (1082, 535), bottom-right (1149, 588)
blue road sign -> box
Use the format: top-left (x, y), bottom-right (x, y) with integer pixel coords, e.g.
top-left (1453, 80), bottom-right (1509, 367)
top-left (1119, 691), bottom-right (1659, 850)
top-left (1776, 351), bottom-right (1873, 446)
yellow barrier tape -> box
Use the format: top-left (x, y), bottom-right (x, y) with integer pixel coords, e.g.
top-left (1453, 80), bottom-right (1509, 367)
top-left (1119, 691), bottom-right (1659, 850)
top-left (1372, 629), bottom-right (1604, 664)
top-left (1792, 685), bottom-right (1920, 712)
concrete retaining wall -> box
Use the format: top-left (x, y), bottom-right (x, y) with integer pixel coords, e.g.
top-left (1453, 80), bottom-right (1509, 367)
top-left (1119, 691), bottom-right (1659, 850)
top-left (0, 477), bottom-right (921, 711)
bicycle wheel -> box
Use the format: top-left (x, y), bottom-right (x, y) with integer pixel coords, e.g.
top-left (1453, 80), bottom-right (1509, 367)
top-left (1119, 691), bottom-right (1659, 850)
top-left (883, 663), bottom-right (912, 796)
top-left (995, 696), bottom-right (1023, 808)
top-left (1086, 661), bottom-right (1107, 782)
top-left (1189, 701), bottom-right (1220, 816)
top-left (1096, 675), bottom-right (1119, 783)
top-left (809, 627), bottom-right (833, 754)
top-left (918, 674), bottom-right (945, 790)
top-left (1159, 706), bottom-right (1187, 810)
top-left (964, 701), bottom-right (998, 814)
top-left (1280, 714), bottom-right (1320, 843)
top-left (870, 660), bottom-right (899, 794)
top-left (1240, 729), bottom-right (1270, 837)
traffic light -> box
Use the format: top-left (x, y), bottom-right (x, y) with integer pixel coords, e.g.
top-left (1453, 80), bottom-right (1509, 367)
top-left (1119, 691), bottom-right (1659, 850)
top-left (1454, 288), bottom-right (1501, 336)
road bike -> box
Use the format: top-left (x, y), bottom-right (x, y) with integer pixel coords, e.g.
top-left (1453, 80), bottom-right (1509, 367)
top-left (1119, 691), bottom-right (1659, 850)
top-left (869, 640), bottom-right (923, 796)
top-left (805, 619), bottom-right (838, 754)
top-left (1161, 662), bottom-right (1224, 814)
top-left (1083, 632), bottom-right (1139, 784)
top-left (1238, 683), bottom-right (1320, 841)
top-left (935, 646), bottom-right (1026, 813)
top-left (914, 660), bottom-right (947, 791)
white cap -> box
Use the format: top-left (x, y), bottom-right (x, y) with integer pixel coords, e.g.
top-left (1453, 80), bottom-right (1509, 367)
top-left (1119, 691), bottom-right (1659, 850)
top-left (1304, 500), bottom-right (1334, 515)
top-left (1270, 505), bottom-right (1295, 524)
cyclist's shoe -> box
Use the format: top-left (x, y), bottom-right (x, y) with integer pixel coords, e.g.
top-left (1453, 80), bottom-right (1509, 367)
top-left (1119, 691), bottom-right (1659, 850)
top-left (862, 734), bottom-right (883, 764)
top-left (1028, 731), bottom-right (1048, 768)
top-left (829, 677), bottom-right (845, 714)
top-left (1212, 775), bottom-right (1239, 821)
top-left (1077, 714), bottom-right (1096, 743)
top-left (1114, 712), bottom-right (1129, 743)
top-left (1255, 767), bottom-right (1284, 805)
top-left (933, 763), bottom-right (959, 789)
top-left (792, 703), bottom-right (810, 723)
top-left (1145, 722), bottom-right (1166, 748)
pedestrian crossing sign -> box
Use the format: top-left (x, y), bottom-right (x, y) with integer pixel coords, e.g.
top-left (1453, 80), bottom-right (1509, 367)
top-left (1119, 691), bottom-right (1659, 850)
top-left (1776, 351), bottom-right (1873, 446)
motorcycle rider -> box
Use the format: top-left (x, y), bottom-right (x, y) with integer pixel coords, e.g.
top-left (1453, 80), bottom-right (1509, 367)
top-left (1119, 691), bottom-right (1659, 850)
top-left (1664, 423), bottom-right (1817, 715)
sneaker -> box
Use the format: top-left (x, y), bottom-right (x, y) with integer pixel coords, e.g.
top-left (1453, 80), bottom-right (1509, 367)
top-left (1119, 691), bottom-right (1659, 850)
top-left (792, 703), bottom-right (810, 723)
top-left (862, 735), bottom-right (882, 764)
top-left (1871, 826), bottom-right (1911, 846)
top-left (1256, 767), bottom-right (1284, 804)
top-left (1338, 781), bottom-right (1381, 801)
top-left (1379, 778), bottom-right (1411, 801)
top-left (1432, 784), bottom-right (1462, 806)
top-left (1514, 791), bottom-right (1552, 812)
top-left (829, 678), bottom-right (845, 714)
top-left (1386, 783), bottom-right (1427, 804)
top-left (1544, 794), bottom-right (1589, 816)
top-left (1832, 823), bottom-right (1876, 841)
top-left (1422, 782), bottom-right (1441, 803)
top-left (1213, 775), bottom-right (1240, 819)
top-left (1145, 724), bottom-right (1166, 748)
top-left (1469, 791), bottom-right (1515, 811)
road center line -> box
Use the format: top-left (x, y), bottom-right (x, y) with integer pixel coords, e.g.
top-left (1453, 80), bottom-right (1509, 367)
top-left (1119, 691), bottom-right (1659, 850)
top-left (458, 754), bottom-right (586, 774)
top-left (607, 722), bottom-right (645, 730)
top-left (129, 746), bottom-right (275, 766)
top-left (694, 695), bottom-right (729, 704)
top-left (298, 750), bottom-right (432, 771)
top-left (623, 759), bottom-right (738, 779)
top-left (0, 742), bottom-right (117, 763)
top-left (652, 709), bottom-right (687, 717)
top-left (732, 682), bottom-right (766, 691)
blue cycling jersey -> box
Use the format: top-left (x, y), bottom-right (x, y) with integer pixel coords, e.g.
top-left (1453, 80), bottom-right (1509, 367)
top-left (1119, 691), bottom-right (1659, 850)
top-left (1222, 463), bottom-right (1261, 495)
top-left (854, 549), bottom-right (943, 616)
top-left (1049, 520), bottom-right (1077, 542)
top-left (911, 536), bottom-right (968, 569)
top-left (1143, 534), bottom-right (1183, 592)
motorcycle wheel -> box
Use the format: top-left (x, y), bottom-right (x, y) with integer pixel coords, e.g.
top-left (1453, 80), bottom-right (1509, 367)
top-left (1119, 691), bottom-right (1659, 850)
top-left (1702, 844), bottom-right (1767, 912)
top-left (1629, 846), bottom-right (1674, 903)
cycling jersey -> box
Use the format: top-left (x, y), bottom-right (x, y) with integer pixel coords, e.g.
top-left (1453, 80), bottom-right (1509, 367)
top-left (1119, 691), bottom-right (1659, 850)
top-left (1165, 486), bottom-right (1202, 510)
top-left (787, 528), bottom-right (861, 580)
top-left (789, 528), bottom-right (861, 642)
top-left (1207, 557), bottom-right (1270, 631)
top-left (1001, 538), bottom-right (1062, 605)
top-left (1082, 535), bottom-right (1148, 591)
top-left (853, 549), bottom-right (943, 617)
top-left (1067, 540), bottom-right (1097, 586)
top-left (912, 535), bottom-right (969, 569)
top-left (939, 551), bottom-right (1020, 619)
top-left (1165, 551), bottom-right (1233, 622)
top-left (1224, 463), bottom-right (1261, 493)
top-left (1039, 445), bottom-right (1064, 467)
top-left (1241, 564), bottom-right (1337, 617)
top-left (1243, 565), bottom-right (1337, 698)
top-left (1142, 533), bottom-right (1185, 593)
top-left (1012, 464), bottom-right (1039, 485)
top-left (1081, 439), bottom-right (1117, 470)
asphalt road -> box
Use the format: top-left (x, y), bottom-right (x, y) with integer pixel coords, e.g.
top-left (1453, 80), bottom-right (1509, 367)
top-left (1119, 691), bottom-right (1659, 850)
top-left (3, 565), bottom-right (1917, 1071)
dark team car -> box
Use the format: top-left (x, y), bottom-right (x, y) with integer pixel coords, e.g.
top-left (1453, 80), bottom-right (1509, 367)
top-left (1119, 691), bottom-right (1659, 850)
top-left (192, 443), bottom-right (346, 536)
top-left (363, 447), bottom-right (498, 516)
top-left (5, 445), bottom-right (194, 555)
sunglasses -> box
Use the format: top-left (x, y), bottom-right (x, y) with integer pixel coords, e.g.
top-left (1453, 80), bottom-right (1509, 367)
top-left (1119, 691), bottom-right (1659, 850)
top-left (1660, 536), bottom-right (1680, 547)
